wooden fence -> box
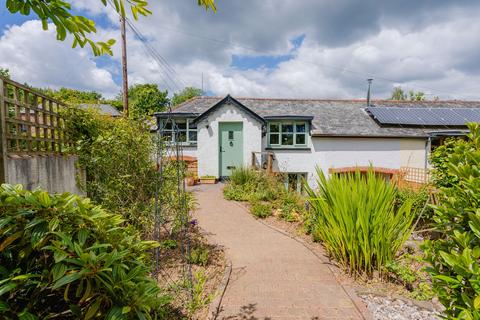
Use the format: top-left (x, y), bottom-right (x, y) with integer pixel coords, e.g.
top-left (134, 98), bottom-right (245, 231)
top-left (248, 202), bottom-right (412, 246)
top-left (0, 76), bottom-right (73, 182)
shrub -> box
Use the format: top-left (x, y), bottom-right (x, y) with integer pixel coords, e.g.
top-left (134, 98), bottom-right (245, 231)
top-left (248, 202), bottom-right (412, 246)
top-left (305, 168), bottom-right (415, 277)
top-left (224, 167), bottom-right (305, 221)
top-left (430, 137), bottom-right (460, 188)
top-left (250, 201), bottom-right (272, 219)
top-left (0, 184), bottom-right (168, 319)
top-left (187, 247), bottom-right (210, 266)
top-left (424, 123), bottom-right (480, 318)
top-left (395, 187), bottom-right (433, 227)
top-left (229, 166), bottom-right (257, 185)
top-left (62, 107), bottom-right (158, 232)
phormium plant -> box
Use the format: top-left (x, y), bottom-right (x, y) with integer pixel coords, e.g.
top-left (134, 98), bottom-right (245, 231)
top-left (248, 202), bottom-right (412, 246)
top-left (305, 168), bottom-right (415, 277)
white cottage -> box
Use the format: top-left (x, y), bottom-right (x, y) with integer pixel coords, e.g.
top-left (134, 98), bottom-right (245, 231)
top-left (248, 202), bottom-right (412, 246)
top-left (155, 95), bottom-right (475, 188)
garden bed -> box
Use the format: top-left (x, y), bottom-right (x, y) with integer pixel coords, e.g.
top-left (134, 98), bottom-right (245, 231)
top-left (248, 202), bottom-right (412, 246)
top-left (156, 224), bottom-right (227, 319)
top-left (258, 212), bottom-right (444, 319)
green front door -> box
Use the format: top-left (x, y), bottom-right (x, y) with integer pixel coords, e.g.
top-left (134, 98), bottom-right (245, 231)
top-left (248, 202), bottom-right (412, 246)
top-left (219, 122), bottom-right (243, 177)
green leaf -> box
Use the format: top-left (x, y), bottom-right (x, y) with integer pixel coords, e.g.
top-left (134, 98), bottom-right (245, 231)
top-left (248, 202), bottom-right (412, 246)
top-left (0, 282), bottom-right (17, 297)
top-left (18, 309), bottom-right (37, 320)
top-left (474, 296), bottom-right (480, 309)
top-left (52, 271), bottom-right (85, 289)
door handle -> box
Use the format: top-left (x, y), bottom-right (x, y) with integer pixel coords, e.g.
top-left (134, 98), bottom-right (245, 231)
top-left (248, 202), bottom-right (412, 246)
top-left (220, 146), bottom-right (224, 152)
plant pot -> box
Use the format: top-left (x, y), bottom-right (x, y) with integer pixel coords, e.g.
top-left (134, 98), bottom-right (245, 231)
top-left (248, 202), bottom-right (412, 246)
top-left (185, 177), bottom-right (195, 186)
top-left (200, 178), bottom-right (217, 184)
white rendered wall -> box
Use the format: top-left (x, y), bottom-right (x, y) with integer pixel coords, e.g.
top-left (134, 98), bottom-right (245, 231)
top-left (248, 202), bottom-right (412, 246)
top-left (197, 103), bottom-right (263, 177)
top-left (400, 139), bottom-right (428, 169)
top-left (181, 146), bottom-right (198, 159)
top-left (271, 137), bottom-right (427, 187)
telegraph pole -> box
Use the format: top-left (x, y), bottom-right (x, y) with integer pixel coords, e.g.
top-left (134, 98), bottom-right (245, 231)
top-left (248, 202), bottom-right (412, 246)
top-left (120, 14), bottom-right (129, 117)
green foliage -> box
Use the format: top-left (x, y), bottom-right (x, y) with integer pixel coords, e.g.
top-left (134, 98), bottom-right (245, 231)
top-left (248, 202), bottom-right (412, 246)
top-left (0, 184), bottom-right (168, 319)
top-left (229, 166), bottom-right (258, 185)
top-left (430, 138), bottom-right (461, 188)
top-left (171, 87), bottom-right (203, 106)
top-left (424, 123), bottom-right (480, 318)
top-left (389, 86), bottom-right (426, 101)
top-left (395, 187), bottom-right (433, 226)
top-left (61, 107), bottom-right (158, 233)
top-left (224, 167), bottom-right (305, 222)
top-left (127, 84), bottom-right (169, 120)
top-left (250, 201), bottom-right (273, 219)
top-left (390, 87), bottom-right (407, 100)
top-left (160, 239), bottom-right (178, 250)
top-left (185, 271), bottom-right (214, 317)
top-left (4, 0), bottom-right (151, 56)
top-left (0, 67), bottom-right (10, 78)
top-left (43, 87), bottom-right (103, 105)
top-left (385, 260), bottom-right (416, 287)
top-left (4, 1), bottom-right (216, 56)
top-left (305, 168), bottom-right (415, 277)
top-left (187, 247), bottom-right (210, 266)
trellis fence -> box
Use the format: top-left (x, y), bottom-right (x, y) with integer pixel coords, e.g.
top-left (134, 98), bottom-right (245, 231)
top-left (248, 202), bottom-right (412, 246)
top-left (0, 76), bottom-right (81, 194)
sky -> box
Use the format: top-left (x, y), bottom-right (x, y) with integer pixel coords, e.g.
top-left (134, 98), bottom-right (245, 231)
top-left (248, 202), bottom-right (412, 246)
top-left (1, 0), bottom-right (480, 100)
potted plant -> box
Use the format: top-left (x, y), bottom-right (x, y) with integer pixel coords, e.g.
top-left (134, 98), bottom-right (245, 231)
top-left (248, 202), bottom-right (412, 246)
top-left (185, 171), bottom-right (196, 186)
top-left (199, 175), bottom-right (217, 184)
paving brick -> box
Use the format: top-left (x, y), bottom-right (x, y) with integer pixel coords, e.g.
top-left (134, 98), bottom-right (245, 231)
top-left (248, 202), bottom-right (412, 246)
top-left (192, 184), bottom-right (366, 320)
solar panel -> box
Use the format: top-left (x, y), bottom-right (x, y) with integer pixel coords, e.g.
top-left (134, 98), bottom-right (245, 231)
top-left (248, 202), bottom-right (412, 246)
top-left (366, 107), bottom-right (480, 126)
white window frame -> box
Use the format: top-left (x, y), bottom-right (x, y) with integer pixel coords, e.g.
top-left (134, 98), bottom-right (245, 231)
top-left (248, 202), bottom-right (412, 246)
top-left (267, 121), bottom-right (308, 148)
top-left (160, 118), bottom-right (197, 145)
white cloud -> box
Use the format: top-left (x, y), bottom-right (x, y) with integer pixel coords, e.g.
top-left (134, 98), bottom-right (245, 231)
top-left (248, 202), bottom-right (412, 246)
top-left (2, 1), bottom-right (480, 100)
top-left (0, 20), bottom-right (119, 97)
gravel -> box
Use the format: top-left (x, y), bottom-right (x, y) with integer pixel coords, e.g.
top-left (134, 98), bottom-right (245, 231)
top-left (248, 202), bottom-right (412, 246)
top-left (360, 294), bottom-right (441, 320)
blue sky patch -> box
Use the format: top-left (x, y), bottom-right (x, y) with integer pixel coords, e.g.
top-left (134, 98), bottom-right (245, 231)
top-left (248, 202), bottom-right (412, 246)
top-left (230, 34), bottom-right (305, 71)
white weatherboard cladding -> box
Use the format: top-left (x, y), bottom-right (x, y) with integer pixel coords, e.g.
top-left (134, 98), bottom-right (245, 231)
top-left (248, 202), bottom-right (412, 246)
top-left (197, 103), bottom-right (263, 177)
top-left (272, 137), bottom-right (427, 187)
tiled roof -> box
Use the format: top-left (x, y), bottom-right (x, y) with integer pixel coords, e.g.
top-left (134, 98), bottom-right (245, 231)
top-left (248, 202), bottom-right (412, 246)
top-left (77, 103), bottom-right (121, 117)
top-left (162, 96), bottom-right (480, 137)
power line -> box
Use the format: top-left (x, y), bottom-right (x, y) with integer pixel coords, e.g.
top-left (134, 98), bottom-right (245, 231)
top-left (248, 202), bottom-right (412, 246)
top-left (153, 25), bottom-right (472, 99)
top-left (105, 0), bottom-right (186, 92)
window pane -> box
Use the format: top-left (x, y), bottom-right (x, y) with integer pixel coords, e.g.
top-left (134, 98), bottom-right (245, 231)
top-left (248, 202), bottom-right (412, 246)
top-left (188, 121), bottom-right (197, 130)
top-left (269, 133), bottom-right (279, 145)
top-left (177, 131), bottom-right (187, 142)
top-left (296, 134), bottom-right (306, 145)
top-left (176, 120), bottom-right (187, 130)
top-left (163, 131), bottom-right (173, 141)
top-left (163, 120), bottom-right (172, 130)
top-left (282, 124), bottom-right (293, 133)
top-left (296, 123), bottom-right (306, 133)
top-left (189, 131), bottom-right (197, 142)
top-left (228, 131), bottom-right (234, 140)
top-left (282, 134), bottom-right (293, 145)
top-left (269, 123), bottom-right (279, 133)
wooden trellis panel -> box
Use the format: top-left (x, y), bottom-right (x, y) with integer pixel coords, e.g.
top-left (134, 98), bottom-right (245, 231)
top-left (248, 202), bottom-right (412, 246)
top-left (0, 76), bottom-right (72, 157)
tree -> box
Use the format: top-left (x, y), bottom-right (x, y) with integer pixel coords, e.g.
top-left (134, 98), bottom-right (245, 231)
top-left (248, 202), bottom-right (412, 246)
top-left (172, 87), bottom-right (203, 106)
top-left (4, 0), bottom-right (216, 56)
top-left (390, 87), bottom-right (407, 100)
top-left (43, 87), bottom-right (103, 104)
top-left (408, 90), bottom-right (426, 101)
top-left (390, 86), bottom-right (426, 101)
top-left (127, 83), bottom-right (169, 119)
top-left (0, 67), bottom-right (10, 78)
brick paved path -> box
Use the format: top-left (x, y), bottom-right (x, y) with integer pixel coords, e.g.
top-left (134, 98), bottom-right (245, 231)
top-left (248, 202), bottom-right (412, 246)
top-left (192, 184), bottom-right (366, 320)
